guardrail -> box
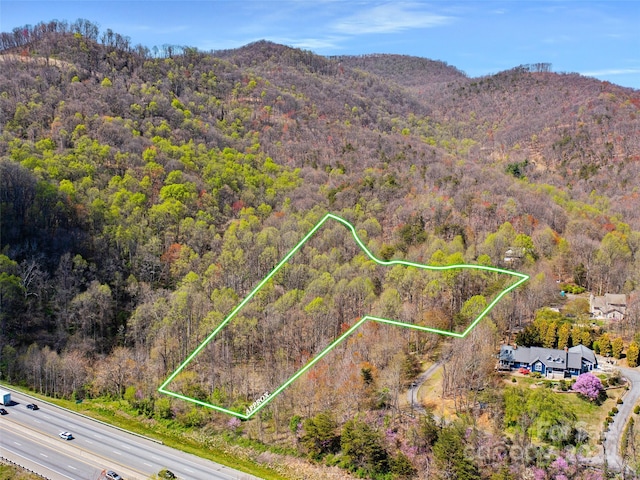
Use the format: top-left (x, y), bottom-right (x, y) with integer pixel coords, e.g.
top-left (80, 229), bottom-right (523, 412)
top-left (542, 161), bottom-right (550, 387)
top-left (1, 455), bottom-right (51, 479)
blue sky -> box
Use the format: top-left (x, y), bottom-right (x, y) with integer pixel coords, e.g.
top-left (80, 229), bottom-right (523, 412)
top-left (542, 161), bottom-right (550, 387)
top-left (1, 1), bottom-right (639, 89)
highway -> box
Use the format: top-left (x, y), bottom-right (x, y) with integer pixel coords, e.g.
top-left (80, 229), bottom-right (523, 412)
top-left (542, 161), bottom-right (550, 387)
top-left (0, 420), bottom-right (102, 480)
top-left (0, 388), bottom-right (261, 480)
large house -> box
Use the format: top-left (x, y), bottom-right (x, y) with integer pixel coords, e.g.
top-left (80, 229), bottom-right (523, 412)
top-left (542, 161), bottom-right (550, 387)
top-left (499, 344), bottom-right (598, 377)
top-left (590, 293), bottom-right (627, 320)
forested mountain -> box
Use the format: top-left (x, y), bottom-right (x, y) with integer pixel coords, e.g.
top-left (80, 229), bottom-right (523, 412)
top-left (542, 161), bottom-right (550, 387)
top-left (1, 19), bottom-right (640, 479)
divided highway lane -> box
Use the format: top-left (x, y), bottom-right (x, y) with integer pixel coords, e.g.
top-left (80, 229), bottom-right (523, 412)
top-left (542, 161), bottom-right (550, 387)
top-left (2, 388), bottom-right (261, 480)
top-left (0, 421), bottom-right (103, 480)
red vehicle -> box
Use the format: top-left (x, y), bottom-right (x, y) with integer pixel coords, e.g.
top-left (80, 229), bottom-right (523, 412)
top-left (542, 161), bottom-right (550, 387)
top-left (518, 367), bottom-right (530, 375)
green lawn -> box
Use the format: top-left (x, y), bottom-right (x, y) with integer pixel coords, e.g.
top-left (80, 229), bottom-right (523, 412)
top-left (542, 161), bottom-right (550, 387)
top-left (506, 374), bottom-right (618, 442)
top-left (0, 463), bottom-right (42, 480)
top-left (554, 390), bottom-right (617, 430)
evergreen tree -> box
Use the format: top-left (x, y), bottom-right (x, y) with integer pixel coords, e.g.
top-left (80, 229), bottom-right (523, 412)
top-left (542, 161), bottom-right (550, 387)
top-left (612, 337), bottom-right (624, 359)
top-left (515, 324), bottom-right (541, 347)
top-left (389, 451), bottom-right (417, 478)
top-left (543, 322), bottom-right (557, 349)
top-left (490, 466), bottom-right (516, 480)
top-left (557, 323), bottom-right (571, 349)
top-left (341, 419), bottom-right (389, 476)
top-left (433, 426), bottom-right (480, 480)
top-left (402, 350), bottom-right (421, 383)
top-left (628, 341), bottom-right (640, 368)
top-left (599, 333), bottom-right (612, 357)
top-left (301, 412), bottom-right (340, 459)
top-left (419, 413), bottom-right (440, 449)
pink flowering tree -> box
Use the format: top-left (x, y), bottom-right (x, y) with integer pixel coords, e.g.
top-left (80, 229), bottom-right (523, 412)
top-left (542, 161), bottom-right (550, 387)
top-left (572, 373), bottom-right (605, 402)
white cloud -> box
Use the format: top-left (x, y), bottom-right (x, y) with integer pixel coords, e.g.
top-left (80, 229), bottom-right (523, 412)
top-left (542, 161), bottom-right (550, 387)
top-left (332, 2), bottom-right (453, 35)
top-left (287, 37), bottom-right (346, 51)
top-left (581, 68), bottom-right (640, 76)
top-left (195, 35), bottom-right (346, 53)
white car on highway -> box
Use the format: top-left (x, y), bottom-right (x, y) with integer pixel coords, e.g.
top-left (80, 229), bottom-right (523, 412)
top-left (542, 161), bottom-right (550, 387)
top-left (58, 431), bottom-right (74, 440)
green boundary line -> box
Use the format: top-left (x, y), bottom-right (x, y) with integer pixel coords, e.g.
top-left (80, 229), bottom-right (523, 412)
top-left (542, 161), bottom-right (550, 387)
top-left (159, 213), bottom-right (529, 418)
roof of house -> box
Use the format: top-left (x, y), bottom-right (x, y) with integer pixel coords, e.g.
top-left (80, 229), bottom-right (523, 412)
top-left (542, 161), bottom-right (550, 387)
top-left (568, 344), bottom-right (598, 364)
top-left (591, 293), bottom-right (627, 315)
top-left (605, 294), bottom-right (627, 306)
top-left (500, 344), bottom-right (597, 370)
top-left (504, 247), bottom-right (525, 258)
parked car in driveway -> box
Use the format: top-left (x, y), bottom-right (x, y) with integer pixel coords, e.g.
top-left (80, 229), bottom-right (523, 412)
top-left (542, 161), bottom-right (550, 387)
top-left (26, 403), bottom-right (39, 410)
top-left (59, 431), bottom-right (74, 440)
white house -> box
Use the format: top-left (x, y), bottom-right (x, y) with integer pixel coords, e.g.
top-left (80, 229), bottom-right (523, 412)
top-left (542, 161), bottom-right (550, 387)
top-left (590, 293), bottom-right (627, 320)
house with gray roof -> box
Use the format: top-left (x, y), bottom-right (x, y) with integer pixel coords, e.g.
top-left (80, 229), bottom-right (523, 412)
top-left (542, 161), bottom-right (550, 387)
top-left (590, 293), bottom-right (626, 320)
top-left (499, 344), bottom-right (598, 377)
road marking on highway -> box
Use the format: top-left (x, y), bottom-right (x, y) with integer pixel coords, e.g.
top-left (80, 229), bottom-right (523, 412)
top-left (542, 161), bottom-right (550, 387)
top-left (113, 450), bottom-right (122, 455)
top-left (33, 419), bottom-right (41, 423)
top-left (185, 468), bottom-right (194, 473)
top-left (13, 442), bottom-right (21, 446)
top-left (44, 415), bottom-right (51, 419)
top-left (86, 440), bottom-right (94, 444)
top-left (93, 434), bottom-right (100, 438)
top-left (40, 453), bottom-right (48, 458)
top-left (144, 462), bottom-right (153, 467)
top-left (152, 456), bottom-right (160, 460)
top-left (122, 445), bottom-right (130, 450)
top-left (0, 411), bottom-right (123, 480)
top-left (68, 466), bottom-right (76, 470)
top-left (4, 445), bottom-right (76, 480)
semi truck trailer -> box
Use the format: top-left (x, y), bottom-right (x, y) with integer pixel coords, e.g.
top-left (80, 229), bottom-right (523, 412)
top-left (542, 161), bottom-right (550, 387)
top-left (0, 389), bottom-right (11, 405)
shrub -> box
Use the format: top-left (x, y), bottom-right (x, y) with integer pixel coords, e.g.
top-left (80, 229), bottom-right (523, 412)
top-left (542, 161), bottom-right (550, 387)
top-left (617, 398), bottom-right (624, 405)
top-left (609, 372), bottom-right (622, 386)
top-left (180, 406), bottom-right (208, 427)
top-left (560, 283), bottom-right (586, 294)
top-left (512, 378), bottom-right (517, 383)
top-left (154, 397), bottom-right (173, 420)
top-left (633, 405), bottom-right (640, 414)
